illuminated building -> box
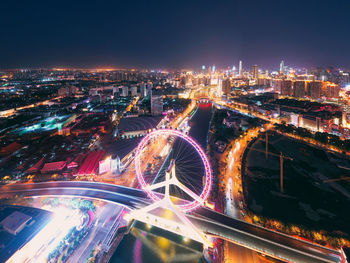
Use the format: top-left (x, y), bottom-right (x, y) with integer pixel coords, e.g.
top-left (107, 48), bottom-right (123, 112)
top-left (257, 77), bottom-right (271, 86)
top-left (325, 83), bottom-right (340, 99)
top-left (294, 80), bottom-right (307, 97)
top-left (99, 156), bottom-right (121, 175)
top-left (252, 65), bottom-right (259, 79)
top-left (121, 86), bottom-right (129, 97)
top-left (299, 115), bottom-right (322, 132)
top-left (131, 85), bottom-right (138, 96)
top-left (238, 60), bottom-right (242, 76)
top-left (40, 161), bottom-right (67, 173)
top-left (342, 111), bottom-right (348, 127)
top-left (272, 79), bottom-right (282, 93)
top-left (140, 83), bottom-right (147, 97)
top-left (307, 81), bottom-right (322, 99)
top-left (151, 95), bottom-right (163, 116)
top-left (280, 60), bottom-right (284, 74)
top-left (217, 79), bottom-right (222, 97)
top-left (222, 79), bottom-right (231, 96)
top-left (210, 77), bottom-right (218, 85)
top-left (231, 65), bottom-right (236, 77)
top-left (58, 86), bottom-right (77, 97)
top-left (281, 80), bottom-right (293, 96)
top-left (147, 82), bottom-right (153, 98)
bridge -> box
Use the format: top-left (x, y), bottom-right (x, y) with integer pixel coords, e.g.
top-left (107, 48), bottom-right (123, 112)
top-left (0, 181), bottom-right (341, 263)
top-left (196, 97), bottom-right (211, 104)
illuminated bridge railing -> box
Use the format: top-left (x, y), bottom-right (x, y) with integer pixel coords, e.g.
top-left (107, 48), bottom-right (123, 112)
top-left (189, 211), bottom-right (340, 263)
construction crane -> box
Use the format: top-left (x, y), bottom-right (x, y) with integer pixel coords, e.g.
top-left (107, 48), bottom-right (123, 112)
top-left (247, 146), bottom-right (293, 193)
top-left (323, 176), bottom-right (350, 183)
top-left (263, 132), bottom-right (349, 187)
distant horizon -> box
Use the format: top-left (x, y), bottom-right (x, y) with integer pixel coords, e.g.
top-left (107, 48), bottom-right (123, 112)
top-left (1, 62), bottom-right (349, 72)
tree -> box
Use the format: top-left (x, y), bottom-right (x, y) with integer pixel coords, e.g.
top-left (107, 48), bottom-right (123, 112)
top-left (314, 132), bottom-right (328, 144)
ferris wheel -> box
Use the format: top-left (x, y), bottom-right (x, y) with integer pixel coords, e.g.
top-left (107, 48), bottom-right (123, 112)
top-left (134, 129), bottom-right (213, 213)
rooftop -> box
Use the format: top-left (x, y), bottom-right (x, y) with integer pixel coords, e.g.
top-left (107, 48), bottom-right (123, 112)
top-left (0, 205), bottom-right (52, 262)
top-left (0, 211), bottom-right (32, 235)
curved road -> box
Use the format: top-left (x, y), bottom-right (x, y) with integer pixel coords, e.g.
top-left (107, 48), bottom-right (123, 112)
top-left (0, 181), bottom-right (341, 263)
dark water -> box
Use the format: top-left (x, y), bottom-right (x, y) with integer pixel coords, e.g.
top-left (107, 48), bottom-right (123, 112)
top-left (153, 103), bottom-right (213, 198)
top-left (110, 103), bottom-right (213, 263)
top-left (189, 103), bottom-right (212, 149)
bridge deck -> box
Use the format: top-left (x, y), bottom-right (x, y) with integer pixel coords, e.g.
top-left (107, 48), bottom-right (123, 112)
top-left (0, 181), bottom-right (341, 263)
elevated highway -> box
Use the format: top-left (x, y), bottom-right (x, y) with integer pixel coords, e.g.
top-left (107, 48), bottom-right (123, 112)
top-left (0, 181), bottom-right (341, 263)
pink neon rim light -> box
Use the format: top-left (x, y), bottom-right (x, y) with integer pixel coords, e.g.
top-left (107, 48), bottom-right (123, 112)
top-left (134, 129), bottom-right (213, 213)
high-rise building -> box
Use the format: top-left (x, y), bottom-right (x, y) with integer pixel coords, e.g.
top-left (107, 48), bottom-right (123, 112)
top-left (121, 86), bottom-right (129, 97)
top-left (151, 95), bottom-right (163, 116)
top-left (281, 80), bottom-right (293, 96)
top-left (131, 86), bottom-right (138, 96)
top-left (280, 60), bottom-right (284, 74)
top-left (140, 83), bottom-right (147, 97)
top-left (307, 81), bottom-right (322, 99)
top-left (272, 79), bottom-right (282, 93)
top-left (217, 79), bottom-right (222, 97)
top-left (238, 60), bottom-right (243, 76)
top-left (222, 79), bottom-right (231, 96)
top-left (147, 83), bottom-right (153, 98)
top-left (325, 83), bottom-right (340, 99)
top-left (293, 81), bottom-right (306, 98)
top-left (252, 65), bottom-right (259, 79)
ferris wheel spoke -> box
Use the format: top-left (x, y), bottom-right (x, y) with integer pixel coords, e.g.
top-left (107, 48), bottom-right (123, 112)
top-left (135, 129), bottom-right (212, 213)
top-left (174, 178), bottom-right (204, 205)
top-left (147, 181), bottom-right (167, 191)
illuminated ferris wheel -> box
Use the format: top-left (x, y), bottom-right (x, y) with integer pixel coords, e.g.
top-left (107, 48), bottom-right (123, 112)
top-left (134, 129), bottom-right (213, 213)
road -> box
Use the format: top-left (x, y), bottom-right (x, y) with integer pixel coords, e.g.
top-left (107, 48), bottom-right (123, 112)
top-left (67, 204), bottom-right (124, 263)
top-left (0, 181), bottom-right (341, 263)
top-left (221, 124), bottom-right (270, 262)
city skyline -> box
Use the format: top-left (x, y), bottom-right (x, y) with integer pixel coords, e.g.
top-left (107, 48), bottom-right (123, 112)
top-left (1, 0), bottom-right (350, 69)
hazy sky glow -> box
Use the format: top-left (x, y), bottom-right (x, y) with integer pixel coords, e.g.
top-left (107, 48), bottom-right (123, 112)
top-left (1, 0), bottom-right (350, 69)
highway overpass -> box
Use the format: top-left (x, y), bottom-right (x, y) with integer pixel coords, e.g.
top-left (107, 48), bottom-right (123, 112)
top-left (0, 181), bottom-right (341, 263)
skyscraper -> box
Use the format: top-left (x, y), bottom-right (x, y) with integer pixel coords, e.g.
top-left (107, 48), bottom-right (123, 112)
top-left (280, 60), bottom-right (284, 74)
top-left (147, 83), bottom-right (153, 98)
top-left (140, 83), bottom-right (147, 97)
top-left (231, 66), bottom-right (236, 77)
top-left (222, 79), bottom-right (231, 96)
top-left (239, 60), bottom-right (242, 76)
top-left (252, 65), bottom-right (259, 79)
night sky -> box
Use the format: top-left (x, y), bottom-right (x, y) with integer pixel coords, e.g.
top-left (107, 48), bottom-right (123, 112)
top-left (1, 0), bottom-right (350, 69)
